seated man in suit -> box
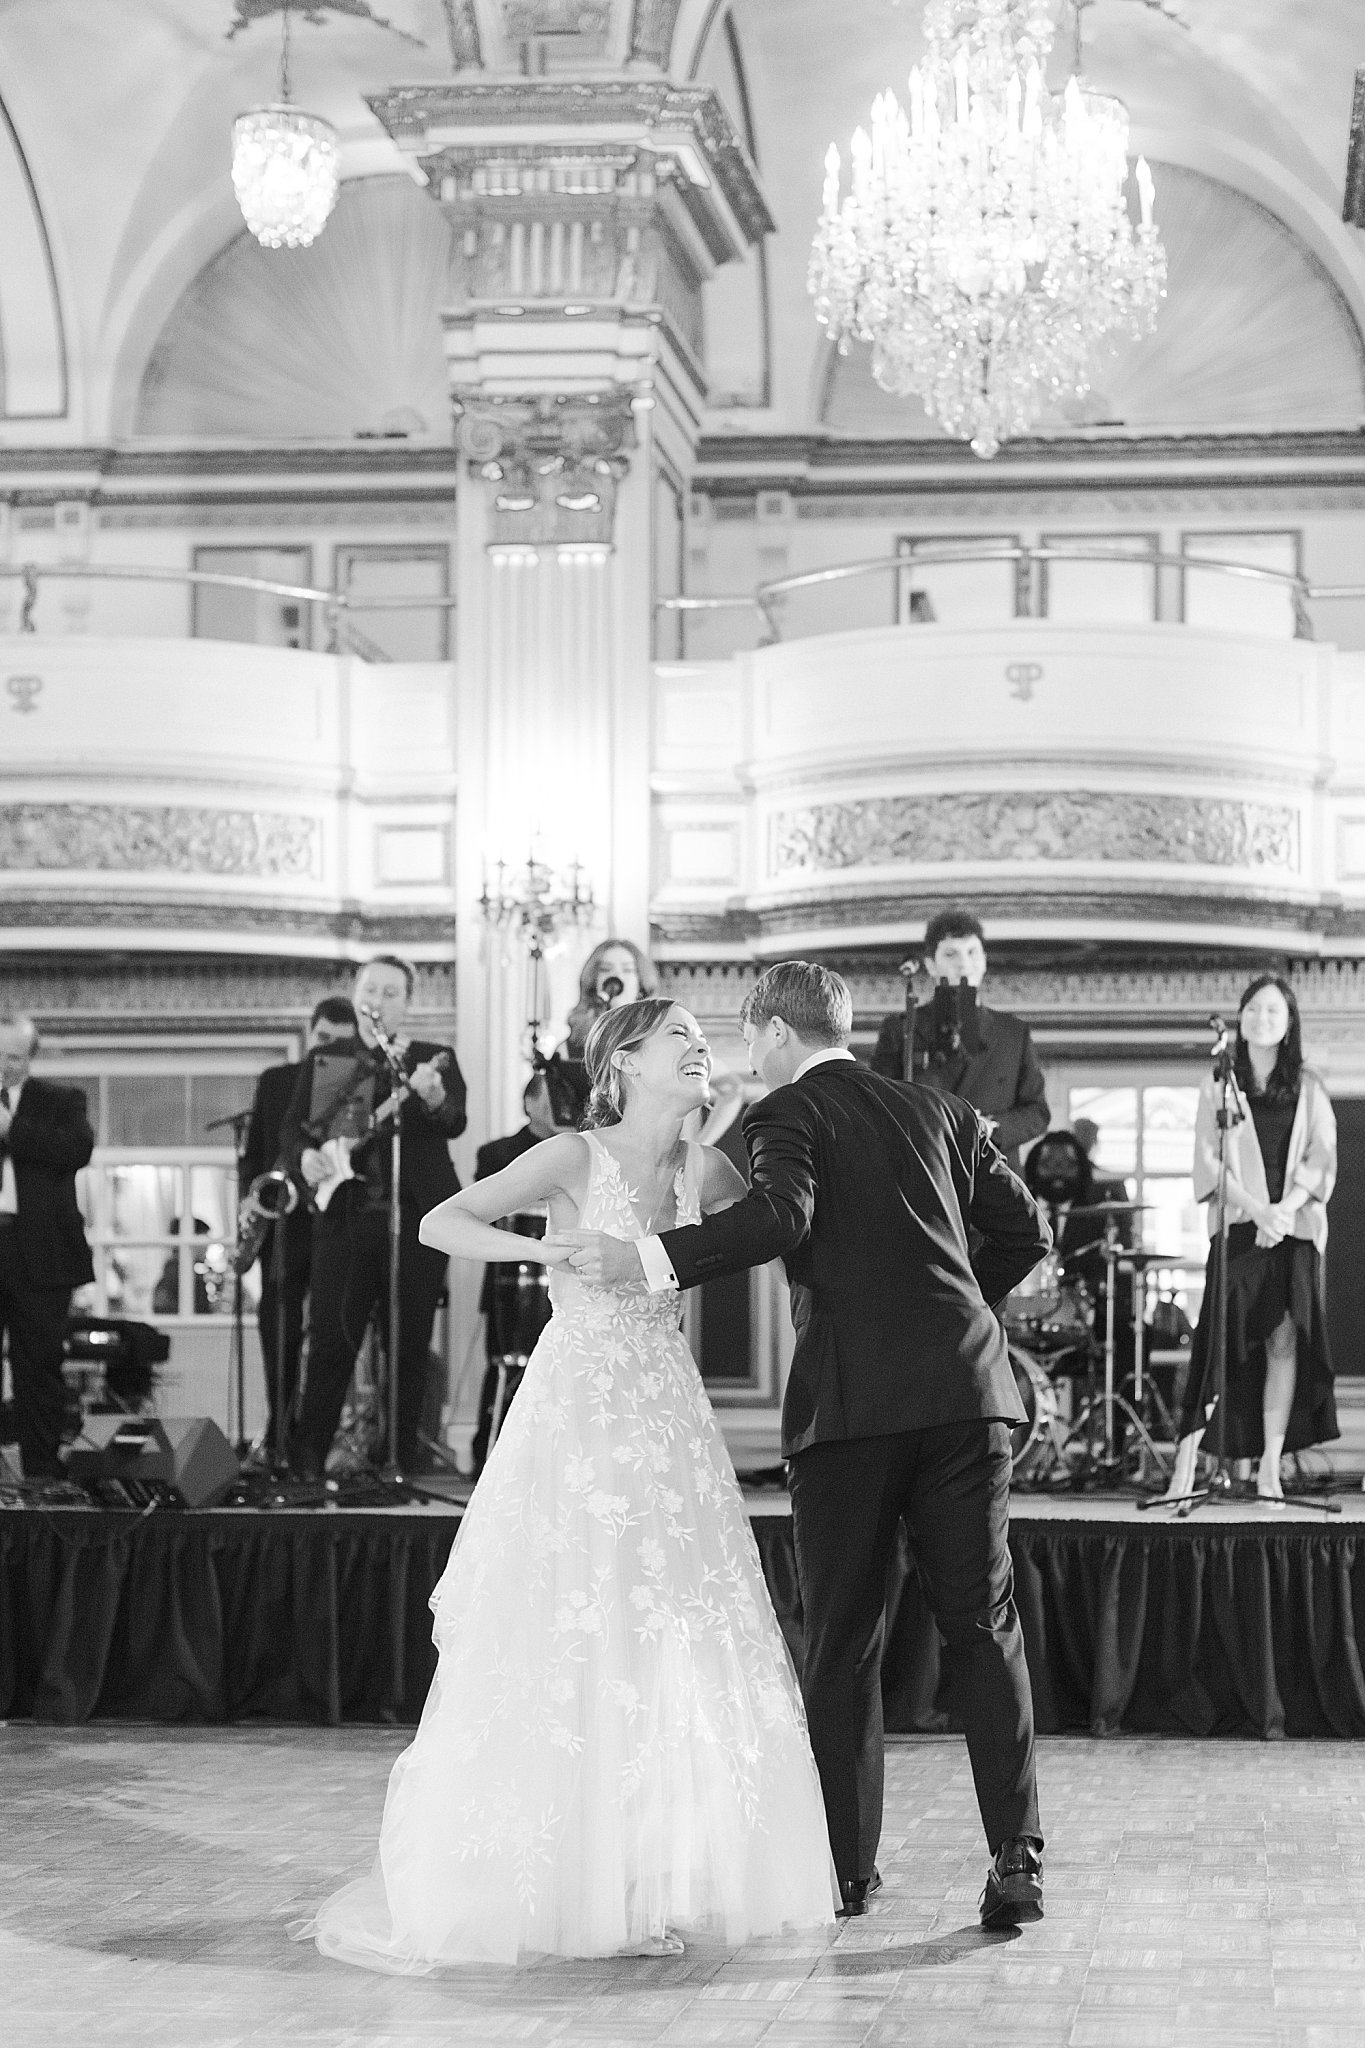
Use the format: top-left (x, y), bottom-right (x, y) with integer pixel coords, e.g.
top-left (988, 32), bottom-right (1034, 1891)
top-left (869, 907), bottom-right (1049, 1166)
top-left (0, 1013), bottom-right (95, 1478)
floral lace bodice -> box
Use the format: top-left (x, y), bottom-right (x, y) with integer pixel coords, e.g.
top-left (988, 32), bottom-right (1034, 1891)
top-left (548, 1131), bottom-right (700, 1333)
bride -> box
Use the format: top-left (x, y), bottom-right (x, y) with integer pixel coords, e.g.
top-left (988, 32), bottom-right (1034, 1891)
top-left (301, 998), bottom-right (838, 1970)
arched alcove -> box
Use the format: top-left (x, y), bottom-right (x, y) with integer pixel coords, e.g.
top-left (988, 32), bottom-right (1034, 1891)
top-left (820, 164), bottom-right (1365, 437)
top-left (134, 175), bottom-right (453, 440)
top-left (0, 92), bottom-right (66, 418)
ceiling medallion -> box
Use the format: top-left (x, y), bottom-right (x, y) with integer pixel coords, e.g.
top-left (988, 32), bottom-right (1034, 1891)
top-left (809, 0), bottom-right (1166, 457)
top-left (232, 2), bottom-right (340, 250)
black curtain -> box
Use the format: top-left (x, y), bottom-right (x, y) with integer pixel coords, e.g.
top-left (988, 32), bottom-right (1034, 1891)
top-left (7, 1509), bottom-right (1365, 1737)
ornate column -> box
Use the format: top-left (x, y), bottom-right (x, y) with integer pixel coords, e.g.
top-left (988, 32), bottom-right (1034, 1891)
top-left (368, 79), bottom-right (772, 1151)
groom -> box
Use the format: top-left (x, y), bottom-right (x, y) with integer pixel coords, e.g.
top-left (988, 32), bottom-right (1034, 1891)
top-left (560, 961), bottom-right (1052, 1928)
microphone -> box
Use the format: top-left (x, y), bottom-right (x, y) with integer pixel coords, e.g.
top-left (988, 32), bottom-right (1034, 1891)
top-left (599, 975), bottom-right (625, 1003)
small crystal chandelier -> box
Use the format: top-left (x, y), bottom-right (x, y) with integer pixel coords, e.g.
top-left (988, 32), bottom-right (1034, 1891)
top-left (809, 0), bottom-right (1166, 457)
top-left (231, 1), bottom-right (339, 250)
top-left (479, 850), bottom-right (597, 1059)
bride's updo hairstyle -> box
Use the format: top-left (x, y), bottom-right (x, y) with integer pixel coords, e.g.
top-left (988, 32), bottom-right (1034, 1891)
top-left (582, 998), bottom-right (675, 1128)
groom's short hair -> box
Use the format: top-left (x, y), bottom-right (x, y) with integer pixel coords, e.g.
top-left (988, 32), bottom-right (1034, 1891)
top-left (740, 962), bottom-right (852, 1047)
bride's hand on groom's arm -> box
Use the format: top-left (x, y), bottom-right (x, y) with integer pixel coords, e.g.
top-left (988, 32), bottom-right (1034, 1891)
top-left (543, 1229), bottom-right (644, 1287)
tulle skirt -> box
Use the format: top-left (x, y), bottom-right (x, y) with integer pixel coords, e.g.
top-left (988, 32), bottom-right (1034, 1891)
top-left (299, 1294), bottom-right (837, 1969)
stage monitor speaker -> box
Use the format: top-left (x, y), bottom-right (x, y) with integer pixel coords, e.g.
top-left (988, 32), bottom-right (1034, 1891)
top-left (65, 1415), bottom-right (239, 1509)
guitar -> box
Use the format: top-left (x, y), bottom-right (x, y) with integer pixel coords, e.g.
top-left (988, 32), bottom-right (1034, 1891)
top-left (307, 1047), bottom-right (455, 1212)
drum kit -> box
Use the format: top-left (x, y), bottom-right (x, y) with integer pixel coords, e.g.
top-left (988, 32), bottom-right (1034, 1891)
top-left (1004, 1202), bottom-right (1178, 1489)
top-left (485, 1211), bottom-right (553, 1450)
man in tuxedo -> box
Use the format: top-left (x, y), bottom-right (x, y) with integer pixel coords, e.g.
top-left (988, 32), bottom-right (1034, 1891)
top-left (559, 961), bottom-right (1051, 1929)
top-left (281, 957), bottom-right (466, 1479)
top-left (869, 908), bottom-right (1049, 1165)
top-left (0, 1014), bottom-right (95, 1478)
top-left (242, 995), bottom-right (357, 1459)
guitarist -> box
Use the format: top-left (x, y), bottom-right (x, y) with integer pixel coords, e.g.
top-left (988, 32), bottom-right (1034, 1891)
top-left (281, 956), bottom-right (467, 1480)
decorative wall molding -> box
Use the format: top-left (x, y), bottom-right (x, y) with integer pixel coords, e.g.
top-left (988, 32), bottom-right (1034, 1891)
top-left (456, 393), bottom-right (635, 545)
top-left (771, 794), bottom-right (1301, 878)
top-left (0, 804), bottom-right (320, 879)
top-left (369, 81), bottom-right (773, 248)
top-left (659, 955), bottom-right (1365, 1033)
top-left (96, 500), bottom-right (457, 531)
top-left (0, 954), bottom-right (457, 1034)
top-left (0, 894), bottom-right (457, 942)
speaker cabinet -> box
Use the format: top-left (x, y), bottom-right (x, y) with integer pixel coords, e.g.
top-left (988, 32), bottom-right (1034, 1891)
top-left (66, 1416), bottom-right (239, 1509)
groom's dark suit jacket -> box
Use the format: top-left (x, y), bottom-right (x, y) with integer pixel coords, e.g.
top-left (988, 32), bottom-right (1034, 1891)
top-left (658, 1061), bottom-right (1050, 1459)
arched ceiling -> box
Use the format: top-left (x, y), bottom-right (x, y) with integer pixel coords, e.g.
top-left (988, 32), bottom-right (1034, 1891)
top-left (0, 0), bottom-right (1360, 443)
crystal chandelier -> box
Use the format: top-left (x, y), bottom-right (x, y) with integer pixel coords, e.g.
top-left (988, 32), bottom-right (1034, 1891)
top-left (809, 0), bottom-right (1166, 457)
top-left (479, 851), bottom-right (597, 1060)
top-left (231, 2), bottom-right (339, 250)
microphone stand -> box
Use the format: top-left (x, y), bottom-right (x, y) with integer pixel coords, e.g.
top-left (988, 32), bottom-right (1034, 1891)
top-left (359, 1010), bottom-right (443, 1504)
top-left (207, 1107), bottom-right (254, 1457)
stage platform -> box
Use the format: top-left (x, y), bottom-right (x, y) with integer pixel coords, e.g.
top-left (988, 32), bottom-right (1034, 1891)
top-left (5, 1482), bottom-right (1365, 1739)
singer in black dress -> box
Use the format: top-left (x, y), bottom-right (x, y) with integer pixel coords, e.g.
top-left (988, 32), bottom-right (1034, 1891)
top-left (1169, 975), bottom-right (1337, 1501)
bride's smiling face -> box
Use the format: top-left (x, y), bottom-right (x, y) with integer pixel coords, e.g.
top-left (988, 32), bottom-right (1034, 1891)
top-left (624, 1005), bottom-right (712, 1112)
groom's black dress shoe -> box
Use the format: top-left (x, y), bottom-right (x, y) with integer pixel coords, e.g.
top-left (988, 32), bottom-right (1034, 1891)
top-left (979, 1838), bottom-right (1044, 1929)
top-left (836, 1868), bottom-right (882, 1918)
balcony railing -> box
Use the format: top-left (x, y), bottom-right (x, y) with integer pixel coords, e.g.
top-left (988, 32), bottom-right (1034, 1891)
top-left (656, 540), bottom-right (1365, 644)
top-left (0, 561), bottom-right (457, 661)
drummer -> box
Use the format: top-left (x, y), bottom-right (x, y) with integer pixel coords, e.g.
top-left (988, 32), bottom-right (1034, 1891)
top-left (1023, 1128), bottom-right (1135, 1338)
top-left (468, 1064), bottom-right (579, 1474)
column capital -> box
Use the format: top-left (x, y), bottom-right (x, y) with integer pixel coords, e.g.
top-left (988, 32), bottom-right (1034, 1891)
top-left (455, 390), bottom-right (637, 545)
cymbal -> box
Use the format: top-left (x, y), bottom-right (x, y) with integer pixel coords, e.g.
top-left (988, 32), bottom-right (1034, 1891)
top-left (1059, 1200), bottom-right (1154, 1216)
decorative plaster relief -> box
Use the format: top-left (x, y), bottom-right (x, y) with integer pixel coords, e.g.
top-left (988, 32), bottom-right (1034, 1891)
top-left (456, 393), bottom-right (635, 546)
top-left (772, 793), bottom-right (1299, 876)
top-left (629, 0), bottom-right (683, 65)
top-left (0, 804), bottom-right (320, 878)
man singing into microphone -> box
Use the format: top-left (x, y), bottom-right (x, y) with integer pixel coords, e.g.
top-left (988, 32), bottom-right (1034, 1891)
top-left (869, 909), bottom-right (1049, 1167)
top-left (281, 956), bottom-right (466, 1480)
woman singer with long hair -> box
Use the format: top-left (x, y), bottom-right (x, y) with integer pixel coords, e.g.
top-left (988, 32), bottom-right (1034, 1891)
top-left (1166, 973), bottom-right (1337, 1503)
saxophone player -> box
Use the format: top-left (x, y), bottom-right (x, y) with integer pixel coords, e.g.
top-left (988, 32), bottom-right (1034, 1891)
top-left (241, 996), bottom-right (357, 1461)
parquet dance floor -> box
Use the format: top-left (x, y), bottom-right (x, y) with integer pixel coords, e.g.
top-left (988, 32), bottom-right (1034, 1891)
top-left (6, 1724), bottom-right (1365, 2047)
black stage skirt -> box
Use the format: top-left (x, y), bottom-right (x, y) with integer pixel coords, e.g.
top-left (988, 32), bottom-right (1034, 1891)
top-left (1178, 1225), bottom-right (1337, 1459)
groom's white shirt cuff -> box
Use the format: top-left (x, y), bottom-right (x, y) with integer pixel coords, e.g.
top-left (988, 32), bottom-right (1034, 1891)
top-left (638, 1044), bottom-right (857, 1293)
top-left (638, 1235), bottom-right (679, 1293)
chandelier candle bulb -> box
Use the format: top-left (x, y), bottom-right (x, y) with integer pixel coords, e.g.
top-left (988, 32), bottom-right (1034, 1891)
top-left (1137, 155), bottom-right (1155, 229)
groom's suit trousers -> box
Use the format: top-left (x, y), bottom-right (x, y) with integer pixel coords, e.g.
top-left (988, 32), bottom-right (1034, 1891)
top-left (788, 1419), bottom-right (1040, 1882)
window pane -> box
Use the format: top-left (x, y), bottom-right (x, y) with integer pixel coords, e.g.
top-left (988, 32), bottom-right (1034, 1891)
top-left (189, 1075), bottom-right (255, 1149)
top-left (338, 545), bottom-right (450, 662)
top-left (187, 1164), bottom-right (237, 1243)
top-left (193, 546), bottom-right (314, 649)
top-left (107, 1076), bottom-right (188, 1147)
top-left (1069, 1086), bottom-right (1138, 1176)
top-left (1183, 531), bottom-right (1298, 639)
top-left (898, 536), bottom-right (1020, 625)
top-left (107, 1164), bottom-right (181, 1238)
top-left (1042, 534), bottom-right (1156, 624)
top-left (107, 1242), bottom-right (176, 1318)
top-left (1140, 1177), bottom-right (1205, 1263)
top-left (1141, 1086), bottom-right (1200, 1175)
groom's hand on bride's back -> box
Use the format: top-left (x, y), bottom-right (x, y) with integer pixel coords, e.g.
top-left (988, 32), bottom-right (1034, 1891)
top-left (544, 1228), bottom-right (644, 1287)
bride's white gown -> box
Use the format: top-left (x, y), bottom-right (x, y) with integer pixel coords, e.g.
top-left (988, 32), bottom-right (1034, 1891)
top-left (306, 1134), bottom-right (837, 1969)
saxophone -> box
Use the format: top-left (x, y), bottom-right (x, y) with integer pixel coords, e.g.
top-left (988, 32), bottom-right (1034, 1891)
top-left (232, 1167), bottom-right (300, 1276)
